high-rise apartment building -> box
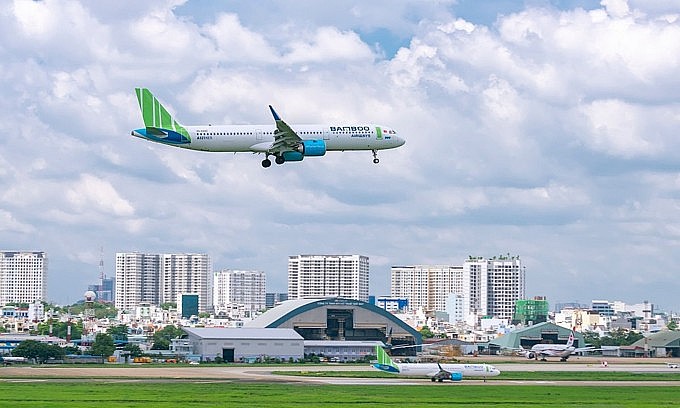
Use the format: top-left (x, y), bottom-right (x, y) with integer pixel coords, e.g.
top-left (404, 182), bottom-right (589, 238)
top-left (470, 257), bottom-right (525, 321)
top-left (390, 256), bottom-right (525, 322)
top-left (288, 255), bottom-right (369, 302)
top-left (115, 252), bottom-right (211, 313)
top-left (390, 265), bottom-right (462, 312)
top-left (0, 251), bottom-right (47, 305)
top-left (213, 269), bottom-right (266, 313)
top-left (160, 253), bottom-right (211, 313)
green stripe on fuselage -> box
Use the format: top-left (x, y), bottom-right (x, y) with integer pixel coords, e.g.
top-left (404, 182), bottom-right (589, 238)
top-left (376, 126), bottom-right (383, 140)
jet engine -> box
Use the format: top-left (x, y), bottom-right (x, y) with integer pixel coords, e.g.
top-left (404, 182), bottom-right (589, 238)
top-left (449, 372), bottom-right (463, 381)
top-left (282, 140), bottom-right (327, 162)
top-left (295, 139), bottom-right (326, 156)
top-left (526, 352), bottom-right (536, 360)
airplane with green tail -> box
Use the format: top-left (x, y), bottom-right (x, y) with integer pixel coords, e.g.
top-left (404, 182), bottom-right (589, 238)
top-left (131, 88), bottom-right (405, 168)
top-left (372, 345), bottom-right (501, 382)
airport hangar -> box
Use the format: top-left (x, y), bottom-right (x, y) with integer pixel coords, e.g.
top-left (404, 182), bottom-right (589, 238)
top-left (178, 298), bottom-right (421, 362)
top-left (246, 297), bottom-right (423, 359)
top-left (488, 322), bottom-right (586, 354)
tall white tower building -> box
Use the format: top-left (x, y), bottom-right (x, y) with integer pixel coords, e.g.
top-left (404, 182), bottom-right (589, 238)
top-left (0, 251), bottom-right (47, 304)
top-left (288, 255), bottom-right (369, 302)
top-left (463, 256), bottom-right (525, 321)
top-left (115, 253), bottom-right (160, 312)
top-left (160, 253), bottom-right (211, 313)
top-left (213, 269), bottom-right (266, 314)
top-left (115, 252), bottom-right (211, 313)
top-left (390, 265), bottom-right (462, 312)
top-left (391, 256), bottom-right (525, 322)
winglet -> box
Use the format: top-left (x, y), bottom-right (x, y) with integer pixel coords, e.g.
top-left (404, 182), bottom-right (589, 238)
top-left (269, 105), bottom-right (282, 121)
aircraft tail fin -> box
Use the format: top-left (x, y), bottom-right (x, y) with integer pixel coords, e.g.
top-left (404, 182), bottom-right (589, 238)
top-left (372, 346), bottom-right (400, 373)
top-left (134, 88), bottom-right (190, 143)
top-left (566, 330), bottom-right (575, 347)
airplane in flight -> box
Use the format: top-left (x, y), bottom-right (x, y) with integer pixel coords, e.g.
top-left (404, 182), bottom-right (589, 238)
top-left (131, 88), bottom-right (405, 168)
top-left (518, 330), bottom-right (595, 361)
top-left (372, 346), bottom-right (501, 382)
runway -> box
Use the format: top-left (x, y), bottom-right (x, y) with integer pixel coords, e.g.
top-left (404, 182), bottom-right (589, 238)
top-left (1, 360), bottom-right (679, 386)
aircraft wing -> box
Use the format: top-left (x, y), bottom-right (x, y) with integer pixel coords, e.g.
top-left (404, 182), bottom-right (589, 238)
top-left (432, 364), bottom-right (452, 381)
top-left (573, 346), bottom-right (600, 354)
top-left (268, 105), bottom-right (301, 154)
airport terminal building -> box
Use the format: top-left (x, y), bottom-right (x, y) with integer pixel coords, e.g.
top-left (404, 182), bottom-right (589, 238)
top-left (246, 297), bottom-right (422, 356)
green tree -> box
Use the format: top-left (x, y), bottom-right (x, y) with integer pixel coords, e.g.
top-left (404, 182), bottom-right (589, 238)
top-left (90, 333), bottom-right (116, 358)
top-left (151, 325), bottom-right (185, 350)
top-left (62, 345), bottom-right (81, 355)
top-left (600, 328), bottom-right (644, 346)
top-left (419, 326), bottom-right (435, 339)
top-left (160, 302), bottom-right (177, 310)
top-left (12, 340), bottom-right (65, 363)
top-left (583, 330), bottom-right (602, 348)
top-left (123, 343), bottom-right (143, 357)
top-left (67, 302), bottom-right (117, 319)
top-left (107, 324), bottom-right (129, 342)
top-left (668, 320), bottom-right (678, 331)
top-left (35, 321), bottom-right (83, 340)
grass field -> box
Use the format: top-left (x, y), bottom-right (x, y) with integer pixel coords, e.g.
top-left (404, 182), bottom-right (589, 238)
top-left (0, 382), bottom-right (678, 407)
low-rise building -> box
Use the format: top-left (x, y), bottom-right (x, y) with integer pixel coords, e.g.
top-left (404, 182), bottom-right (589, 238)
top-left (182, 327), bottom-right (304, 362)
top-left (303, 340), bottom-right (382, 362)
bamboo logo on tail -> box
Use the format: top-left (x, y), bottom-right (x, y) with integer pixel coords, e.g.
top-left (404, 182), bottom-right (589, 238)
top-left (134, 88), bottom-right (191, 144)
top-left (372, 346), bottom-right (400, 373)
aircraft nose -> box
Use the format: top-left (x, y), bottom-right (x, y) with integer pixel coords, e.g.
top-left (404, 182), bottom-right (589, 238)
top-left (395, 135), bottom-right (405, 147)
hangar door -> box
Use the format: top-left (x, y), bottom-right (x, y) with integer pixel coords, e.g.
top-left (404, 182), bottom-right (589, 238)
top-left (222, 348), bottom-right (234, 363)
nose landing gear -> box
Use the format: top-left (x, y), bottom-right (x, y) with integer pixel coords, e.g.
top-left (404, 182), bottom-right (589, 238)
top-left (372, 150), bottom-right (380, 164)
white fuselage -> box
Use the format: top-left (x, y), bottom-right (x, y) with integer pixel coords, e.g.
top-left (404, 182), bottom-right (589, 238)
top-left (134, 123), bottom-right (405, 153)
top-left (530, 344), bottom-right (575, 358)
top-left (395, 363), bottom-right (501, 378)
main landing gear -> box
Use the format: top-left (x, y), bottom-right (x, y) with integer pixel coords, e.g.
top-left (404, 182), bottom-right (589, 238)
top-left (261, 154), bottom-right (285, 168)
top-left (372, 150), bottom-right (380, 164)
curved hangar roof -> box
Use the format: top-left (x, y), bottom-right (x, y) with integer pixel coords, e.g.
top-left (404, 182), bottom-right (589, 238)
top-left (246, 297), bottom-right (422, 345)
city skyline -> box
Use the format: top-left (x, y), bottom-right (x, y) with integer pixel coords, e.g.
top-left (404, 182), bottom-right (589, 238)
top-left (1, 1), bottom-right (679, 311)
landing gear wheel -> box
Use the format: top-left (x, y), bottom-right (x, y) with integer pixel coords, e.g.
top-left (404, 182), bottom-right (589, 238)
top-left (372, 149), bottom-right (379, 164)
top-left (431, 378), bottom-right (436, 382)
top-left (275, 155), bottom-right (285, 165)
top-left (373, 158), bottom-right (380, 164)
top-left (262, 158), bottom-right (272, 168)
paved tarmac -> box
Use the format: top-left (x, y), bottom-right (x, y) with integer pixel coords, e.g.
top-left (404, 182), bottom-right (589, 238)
top-left (1, 357), bottom-right (679, 386)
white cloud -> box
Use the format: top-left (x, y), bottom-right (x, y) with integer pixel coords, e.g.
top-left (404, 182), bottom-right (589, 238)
top-left (284, 26), bottom-right (375, 63)
top-left (66, 174), bottom-right (135, 217)
top-left (0, 0), bottom-right (678, 310)
top-left (0, 210), bottom-right (35, 234)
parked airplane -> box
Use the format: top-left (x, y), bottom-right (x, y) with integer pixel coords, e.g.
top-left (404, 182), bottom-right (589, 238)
top-left (519, 331), bottom-right (595, 361)
top-left (0, 356), bottom-right (28, 365)
top-left (372, 346), bottom-right (500, 382)
top-left (131, 88), bottom-right (405, 167)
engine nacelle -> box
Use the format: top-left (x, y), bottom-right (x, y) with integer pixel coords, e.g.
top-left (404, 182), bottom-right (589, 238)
top-left (449, 372), bottom-right (463, 381)
top-left (295, 139), bottom-right (326, 157)
top-left (526, 352), bottom-right (536, 360)
top-left (282, 151), bottom-right (304, 162)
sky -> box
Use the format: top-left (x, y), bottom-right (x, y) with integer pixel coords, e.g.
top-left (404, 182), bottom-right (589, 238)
top-left (1, 0), bottom-right (679, 311)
